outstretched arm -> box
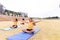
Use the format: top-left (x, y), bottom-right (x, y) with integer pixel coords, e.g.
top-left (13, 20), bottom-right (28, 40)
top-left (34, 21), bottom-right (40, 23)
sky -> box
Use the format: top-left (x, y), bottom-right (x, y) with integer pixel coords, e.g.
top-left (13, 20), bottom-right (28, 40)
top-left (0, 0), bottom-right (60, 18)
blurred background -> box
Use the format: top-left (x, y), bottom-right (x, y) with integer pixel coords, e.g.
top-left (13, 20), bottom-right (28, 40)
top-left (0, 0), bottom-right (60, 18)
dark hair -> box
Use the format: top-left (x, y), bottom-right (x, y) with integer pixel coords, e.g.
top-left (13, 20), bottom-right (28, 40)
top-left (22, 18), bottom-right (24, 20)
top-left (16, 18), bottom-right (18, 21)
top-left (30, 18), bottom-right (32, 19)
top-left (29, 18), bottom-right (33, 20)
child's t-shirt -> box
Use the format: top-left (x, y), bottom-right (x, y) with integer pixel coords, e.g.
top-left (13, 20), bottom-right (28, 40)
top-left (28, 22), bottom-right (34, 29)
top-left (13, 21), bottom-right (17, 25)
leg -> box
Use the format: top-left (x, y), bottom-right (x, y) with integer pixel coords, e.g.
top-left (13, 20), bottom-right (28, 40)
top-left (30, 29), bottom-right (35, 33)
top-left (14, 25), bottom-right (17, 28)
top-left (22, 29), bottom-right (27, 32)
top-left (22, 29), bottom-right (35, 33)
top-left (26, 29), bottom-right (35, 33)
top-left (11, 25), bottom-right (17, 28)
top-left (22, 29), bottom-right (32, 33)
top-left (10, 25), bottom-right (15, 28)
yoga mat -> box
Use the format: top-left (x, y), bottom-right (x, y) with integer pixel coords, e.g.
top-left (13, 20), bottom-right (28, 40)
top-left (7, 28), bottom-right (40, 40)
top-left (0, 26), bottom-right (21, 31)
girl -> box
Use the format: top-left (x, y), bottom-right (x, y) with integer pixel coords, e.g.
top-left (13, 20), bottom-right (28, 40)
top-left (10, 18), bottom-right (18, 28)
top-left (20, 18), bottom-right (25, 25)
top-left (22, 18), bottom-right (40, 33)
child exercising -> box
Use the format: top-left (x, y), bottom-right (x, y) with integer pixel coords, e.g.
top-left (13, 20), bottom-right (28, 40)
top-left (21, 18), bottom-right (25, 25)
top-left (22, 18), bottom-right (40, 33)
top-left (10, 18), bottom-right (18, 28)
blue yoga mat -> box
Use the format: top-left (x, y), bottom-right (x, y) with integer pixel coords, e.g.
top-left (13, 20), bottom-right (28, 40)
top-left (0, 26), bottom-right (21, 31)
top-left (7, 28), bottom-right (40, 40)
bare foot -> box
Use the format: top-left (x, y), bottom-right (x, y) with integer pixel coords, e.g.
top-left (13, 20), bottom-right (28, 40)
top-left (31, 30), bottom-right (35, 33)
top-left (22, 29), bottom-right (27, 32)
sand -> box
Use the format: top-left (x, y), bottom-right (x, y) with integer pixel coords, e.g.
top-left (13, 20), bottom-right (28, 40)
top-left (0, 19), bottom-right (60, 40)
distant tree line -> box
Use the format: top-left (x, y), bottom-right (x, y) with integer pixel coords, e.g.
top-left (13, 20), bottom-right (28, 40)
top-left (4, 9), bottom-right (28, 17)
top-left (44, 16), bottom-right (59, 19)
top-left (0, 3), bottom-right (28, 17)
